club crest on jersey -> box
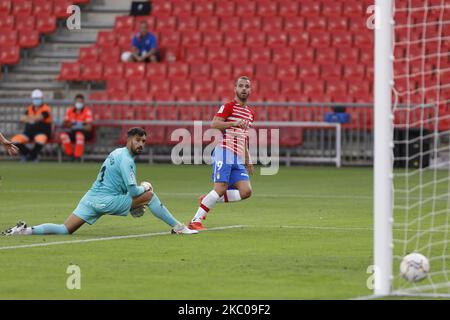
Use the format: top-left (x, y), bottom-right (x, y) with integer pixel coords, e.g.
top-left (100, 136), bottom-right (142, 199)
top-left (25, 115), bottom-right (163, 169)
top-left (129, 171), bottom-right (136, 184)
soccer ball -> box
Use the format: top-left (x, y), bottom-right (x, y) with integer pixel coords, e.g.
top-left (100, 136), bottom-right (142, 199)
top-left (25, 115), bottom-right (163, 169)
top-left (400, 253), bottom-right (430, 282)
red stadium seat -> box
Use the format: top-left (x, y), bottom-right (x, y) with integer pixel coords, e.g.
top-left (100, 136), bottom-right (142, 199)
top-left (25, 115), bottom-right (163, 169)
top-left (53, 0), bottom-right (73, 19)
top-left (348, 82), bottom-right (371, 101)
top-left (338, 48), bottom-right (360, 64)
top-left (281, 80), bottom-right (302, 95)
top-left (159, 32), bottom-right (181, 47)
top-left (305, 17), bottom-right (328, 31)
top-left (96, 31), bottom-right (117, 48)
top-left (171, 0), bottom-right (192, 17)
top-left (293, 47), bottom-right (315, 64)
top-left (228, 48), bottom-right (249, 63)
top-left (343, 2), bottom-right (364, 18)
top-left (190, 63), bottom-right (211, 80)
top-left (223, 31), bottom-right (245, 47)
top-left (328, 17), bottom-right (348, 31)
top-left (255, 63), bottom-right (277, 80)
top-left (277, 64), bottom-right (298, 81)
top-left (15, 15), bottom-right (36, 31)
top-left (235, 1), bottom-right (256, 17)
top-left (256, 79), bottom-right (280, 97)
top-left (215, 80), bottom-right (233, 97)
top-left (108, 93), bottom-right (132, 120)
top-left (208, 47), bottom-right (228, 63)
top-left (241, 17), bottom-right (262, 32)
top-left (161, 46), bottom-right (183, 63)
top-left (321, 64), bottom-right (342, 80)
top-left (202, 31), bottom-right (223, 47)
top-left (181, 31), bottom-right (202, 46)
top-left (103, 63), bottom-right (124, 79)
top-left (127, 79), bottom-right (148, 96)
top-left (267, 105), bottom-right (290, 121)
top-left (233, 63), bottom-right (254, 78)
top-left (116, 31), bottom-right (134, 50)
top-left (303, 80), bottom-right (325, 98)
top-left (211, 63), bottom-right (232, 80)
top-left (316, 49), bottom-right (337, 64)
top-left (106, 78), bottom-right (127, 94)
top-left (261, 17), bottom-right (284, 32)
top-left (0, 45), bottom-right (18, 64)
top-left (0, 30), bottom-right (17, 46)
top-left (177, 16), bottom-right (197, 32)
top-left (0, 0), bottom-right (11, 14)
top-left (267, 31), bottom-right (288, 48)
top-left (36, 15), bottom-right (56, 34)
top-left (132, 92), bottom-right (156, 120)
top-left (79, 46), bottom-right (98, 63)
top-left (114, 16), bottom-right (135, 32)
top-left (198, 17), bottom-right (219, 32)
top-left (146, 63), bottom-right (167, 78)
top-left (151, 1), bottom-right (172, 17)
top-left (135, 16), bottom-right (156, 30)
top-left (101, 47), bottom-right (120, 64)
top-left (284, 16), bottom-right (305, 32)
top-left (192, 80), bottom-right (214, 96)
top-left (288, 32), bottom-right (309, 48)
top-left (250, 47), bottom-right (271, 64)
top-left (167, 62), bottom-right (189, 80)
top-left (298, 64), bottom-right (320, 80)
top-left (301, 2), bottom-right (321, 17)
top-left (58, 62), bottom-right (81, 81)
top-left (326, 81), bottom-right (348, 97)
top-left (193, 1), bottom-right (215, 17)
top-left (245, 32), bottom-right (266, 47)
top-left (332, 31), bottom-right (353, 48)
top-left (278, 0), bottom-right (300, 17)
top-left (343, 64), bottom-right (366, 80)
top-left (185, 47), bottom-right (207, 63)
top-left (171, 79), bottom-right (192, 97)
top-left (219, 17), bottom-right (241, 31)
top-left (354, 33), bottom-right (373, 49)
top-left (156, 16), bottom-right (177, 31)
top-left (257, 1), bottom-right (278, 17)
top-left (124, 63), bottom-right (146, 79)
top-left (18, 30), bottom-right (39, 48)
top-left (81, 62), bottom-right (103, 81)
top-left (215, 1), bottom-right (235, 17)
top-left (310, 31), bottom-right (331, 48)
top-left (272, 47), bottom-right (293, 65)
top-left (360, 50), bottom-right (373, 65)
top-left (0, 14), bottom-right (14, 31)
top-left (322, 2), bottom-right (343, 17)
top-left (12, 0), bottom-right (32, 15)
top-left (33, 0), bottom-right (53, 15)
top-left (149, 81), bottom-right (171, 95)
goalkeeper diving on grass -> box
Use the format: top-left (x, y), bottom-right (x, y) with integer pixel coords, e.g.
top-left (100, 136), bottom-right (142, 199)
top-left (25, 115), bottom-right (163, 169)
top-left (3, 127), bottom-right (197, 236)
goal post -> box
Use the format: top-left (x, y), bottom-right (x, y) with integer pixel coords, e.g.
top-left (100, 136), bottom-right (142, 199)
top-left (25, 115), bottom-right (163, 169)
top-left (374, 0), bottom-right (450, 297)
top-left (374, 0), bottom-right (394, 296)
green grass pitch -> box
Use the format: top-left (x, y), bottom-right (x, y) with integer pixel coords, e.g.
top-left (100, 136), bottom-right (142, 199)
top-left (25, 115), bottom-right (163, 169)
top-left (0, 162), bottom-right (439, 299)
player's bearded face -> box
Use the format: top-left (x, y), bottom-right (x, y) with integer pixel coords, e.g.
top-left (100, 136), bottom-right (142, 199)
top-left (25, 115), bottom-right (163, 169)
top-left (130, 135), bottom-right (146, 155)
top-left (236, 81), bottom-right (251, 101)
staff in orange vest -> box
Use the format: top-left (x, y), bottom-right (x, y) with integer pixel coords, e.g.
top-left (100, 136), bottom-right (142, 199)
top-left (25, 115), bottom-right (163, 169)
top-left (12, 89), bottom-right (52, 162)
top-left (60, 94), bottom-right (94, 161)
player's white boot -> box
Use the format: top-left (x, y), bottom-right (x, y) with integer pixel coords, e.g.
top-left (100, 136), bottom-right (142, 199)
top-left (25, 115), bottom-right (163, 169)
top-left (2, 221), bottom-right (30, 236)
top-left (171, 223), bottom-right (198, 235)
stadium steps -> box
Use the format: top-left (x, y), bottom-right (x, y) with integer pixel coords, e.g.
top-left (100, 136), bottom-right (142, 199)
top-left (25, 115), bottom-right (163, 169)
top-left (0, 0), bottom-right (134, 99)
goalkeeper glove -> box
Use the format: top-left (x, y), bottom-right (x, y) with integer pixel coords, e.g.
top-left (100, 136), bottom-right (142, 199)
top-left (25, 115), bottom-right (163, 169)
top-left (141, 181), bottom-right (153, 192)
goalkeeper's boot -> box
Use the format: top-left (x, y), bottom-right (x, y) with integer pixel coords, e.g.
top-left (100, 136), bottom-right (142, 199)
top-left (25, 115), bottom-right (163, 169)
top-left (171, 223), bottom-right (198, 235)
top-left (187, 221), bottom-right (206, 231)
top-left (2, 221), bottom-right (28, 236)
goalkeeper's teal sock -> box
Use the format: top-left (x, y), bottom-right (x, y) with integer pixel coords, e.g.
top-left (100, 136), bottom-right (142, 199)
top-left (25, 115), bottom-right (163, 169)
top-left (32, 224), bottom-right (69, 235)
top-left (147, 193), bottom-right (179, 227)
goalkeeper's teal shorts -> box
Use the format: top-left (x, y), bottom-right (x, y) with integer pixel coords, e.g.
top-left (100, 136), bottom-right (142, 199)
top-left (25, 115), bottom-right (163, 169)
top-left (73, 192), bottom-right (132, 225)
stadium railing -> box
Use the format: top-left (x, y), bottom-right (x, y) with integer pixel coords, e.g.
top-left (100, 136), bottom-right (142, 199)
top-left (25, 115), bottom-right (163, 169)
top-left (0, 99), bottom-right (375, 166)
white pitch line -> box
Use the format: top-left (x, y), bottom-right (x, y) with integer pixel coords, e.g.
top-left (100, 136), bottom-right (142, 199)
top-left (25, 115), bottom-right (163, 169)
top-left (0, 225), bottom-right (243, 251)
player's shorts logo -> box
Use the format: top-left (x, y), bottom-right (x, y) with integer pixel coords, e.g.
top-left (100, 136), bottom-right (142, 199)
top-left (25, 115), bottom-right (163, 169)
top-left (241, 173), bottom-right (249, 177)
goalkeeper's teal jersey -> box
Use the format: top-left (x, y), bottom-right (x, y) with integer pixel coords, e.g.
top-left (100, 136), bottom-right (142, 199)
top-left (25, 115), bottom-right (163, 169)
top-left (89, 147), bottom-right (138, 196)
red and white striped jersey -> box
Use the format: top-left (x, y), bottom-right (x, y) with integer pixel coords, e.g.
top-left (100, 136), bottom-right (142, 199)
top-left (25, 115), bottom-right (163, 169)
top-left (215, 100), bottom-right (255, 156)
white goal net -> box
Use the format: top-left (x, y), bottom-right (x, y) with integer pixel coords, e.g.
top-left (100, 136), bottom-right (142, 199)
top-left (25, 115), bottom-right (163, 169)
top-left (391, 0), bottom-right (450, 296)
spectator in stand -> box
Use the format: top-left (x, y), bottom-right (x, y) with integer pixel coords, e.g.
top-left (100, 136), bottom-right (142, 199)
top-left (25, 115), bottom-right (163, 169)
top-left (60, 94), bottom-right (94, 161)
top-left (125, 21), bottom-right (159, 63)
top-left (11, 89), bottom-right (52, 162)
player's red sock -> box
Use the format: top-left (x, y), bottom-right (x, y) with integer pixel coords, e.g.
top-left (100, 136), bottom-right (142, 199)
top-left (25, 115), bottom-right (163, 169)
top-left (217, 190), bottom-right (242, 202)
top-left (74, 132), bottom-right (85, 158)
top-left (191, 190), bottom-right (220, 222)
top-left (60, 133), bottom-right (73, 156)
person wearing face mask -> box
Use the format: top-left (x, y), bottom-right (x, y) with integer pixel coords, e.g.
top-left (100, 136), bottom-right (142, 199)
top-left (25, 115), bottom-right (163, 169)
top-left (60, 94), bottom-right (94, 161)
top-left (11, 89), bottom-right (53, 162)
